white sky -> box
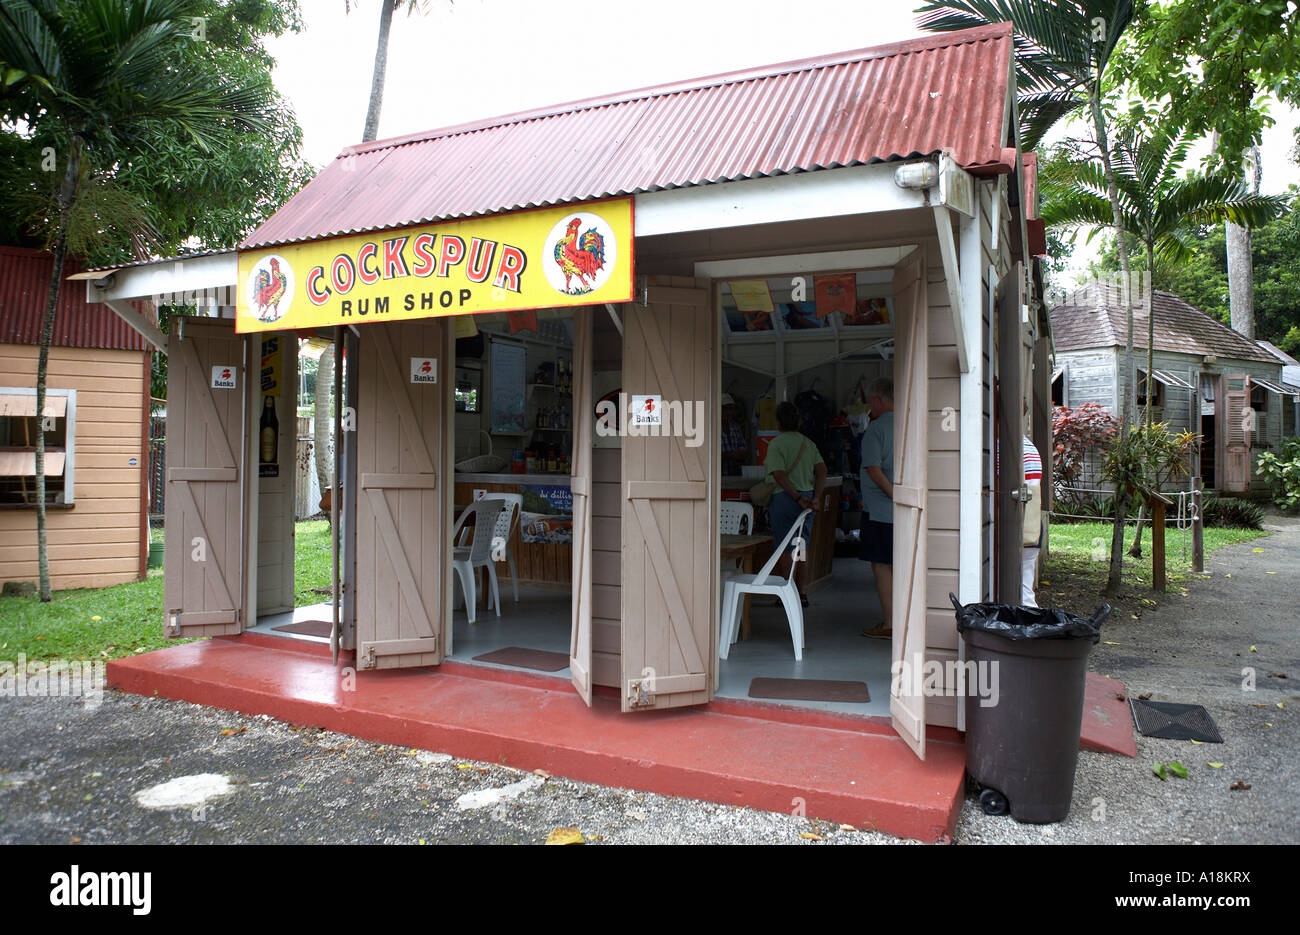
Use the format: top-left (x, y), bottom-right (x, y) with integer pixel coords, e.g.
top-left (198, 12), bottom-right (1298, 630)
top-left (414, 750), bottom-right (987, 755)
top-left (266, 0), bottom-right (1299, 278)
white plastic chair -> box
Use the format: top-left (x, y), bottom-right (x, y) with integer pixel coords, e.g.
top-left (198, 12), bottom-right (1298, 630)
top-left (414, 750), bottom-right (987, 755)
top-left (719, 508), bottom-right (812, 661)
top-left (718, 500), bottom-right (754, 535)
top-left (451, 499), bottom-right (506, 624)
top-left (458, 493), bottom-right (523, 604)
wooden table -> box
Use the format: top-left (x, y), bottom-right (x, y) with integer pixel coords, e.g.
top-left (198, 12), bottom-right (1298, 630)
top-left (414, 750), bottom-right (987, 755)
top-left (721, 534), bottom-right (774, 640)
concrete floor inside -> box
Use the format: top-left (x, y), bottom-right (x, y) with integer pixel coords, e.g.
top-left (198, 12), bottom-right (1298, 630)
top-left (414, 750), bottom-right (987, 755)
top-left (446, 556), bottom-right (889, 716)
top-left (249, 603), bottom-right (335, 644)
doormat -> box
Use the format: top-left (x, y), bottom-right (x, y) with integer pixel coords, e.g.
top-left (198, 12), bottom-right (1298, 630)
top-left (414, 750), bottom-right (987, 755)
top-left (271, 620), bottom-right (333, 638)
top-left (472, 647), bottom-right (570, 672)
top-left (749, 677), bottom-right (870, 704)
top-left (1129, 698), bottom-right (1223, 743)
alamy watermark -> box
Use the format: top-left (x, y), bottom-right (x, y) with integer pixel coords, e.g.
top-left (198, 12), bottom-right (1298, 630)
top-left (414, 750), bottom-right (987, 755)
top-left (891, 654), bottom-right (1000, 707)
top-left (0, 654), bottom-right (105, 708)
top-left (595, 393), bottom-right (704, 447)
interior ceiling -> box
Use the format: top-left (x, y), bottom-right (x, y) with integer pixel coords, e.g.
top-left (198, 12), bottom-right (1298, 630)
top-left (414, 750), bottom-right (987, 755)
top-left (636, 209), bottom-right (936, 273)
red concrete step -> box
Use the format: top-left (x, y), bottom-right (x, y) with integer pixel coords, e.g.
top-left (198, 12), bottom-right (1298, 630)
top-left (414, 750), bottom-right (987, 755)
top-left (107, 637), bottom-right (966, 841)
top-left (1081, 672), bottom-right (1138, 757)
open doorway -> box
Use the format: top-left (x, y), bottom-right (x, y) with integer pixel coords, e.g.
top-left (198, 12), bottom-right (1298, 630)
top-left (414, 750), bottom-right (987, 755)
top-left (713, 266), bottom-right (899, 716)
top-left (245, 333), bottom-right (342, 645)
top-left (443, 309), bottom-right (581, 677)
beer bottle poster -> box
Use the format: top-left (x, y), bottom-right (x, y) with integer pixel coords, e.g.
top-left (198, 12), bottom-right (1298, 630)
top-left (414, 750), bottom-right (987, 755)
top-left (259, 336), bottom-right (283, 477)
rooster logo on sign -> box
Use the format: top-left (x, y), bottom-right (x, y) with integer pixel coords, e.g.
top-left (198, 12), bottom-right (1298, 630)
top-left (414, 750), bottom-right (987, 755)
top-left (252, 257), bottom-right (289, 322)
top-left (552, 217), bottom-right (606, 295)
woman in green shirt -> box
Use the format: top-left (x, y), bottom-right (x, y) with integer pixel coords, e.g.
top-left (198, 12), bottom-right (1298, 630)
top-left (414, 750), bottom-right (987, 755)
top-left (762, 401), bottom-right (827, 605)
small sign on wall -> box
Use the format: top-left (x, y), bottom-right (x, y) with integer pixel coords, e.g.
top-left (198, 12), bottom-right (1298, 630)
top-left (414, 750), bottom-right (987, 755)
top-left (211, 366), bottom-right (237, 389)
top-left (630, 394), bottom-right (662, 426)
top-left (410, 357), bottom-right (437, 384)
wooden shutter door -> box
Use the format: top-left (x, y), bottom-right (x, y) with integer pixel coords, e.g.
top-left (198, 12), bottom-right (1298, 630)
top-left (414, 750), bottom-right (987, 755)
top-left (890, 252), bottom-right (929, 758)
top-left (570, 308), bottom-right (594, 704)
top-left (995, 265), bottom-right (1024, 602)
top-left (355, 321), bottom-right (450, 669)
top-left (621, 278), bottom-right (717, 712)
top-left (1222, 376), bottom-right (1250, 493)
top-left (164, 318), bottom-right (246, 638)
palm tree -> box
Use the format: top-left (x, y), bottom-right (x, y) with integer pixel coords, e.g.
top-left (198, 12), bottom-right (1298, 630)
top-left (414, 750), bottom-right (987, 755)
top-left (1042, 121), bottom-right (1286, 553)
top-left (0, 0), bottom-right (270, 600)
top-left (1045, 123), bottom-right (1287, 424)
top-left (916, 0), bottom-right (1139, 593)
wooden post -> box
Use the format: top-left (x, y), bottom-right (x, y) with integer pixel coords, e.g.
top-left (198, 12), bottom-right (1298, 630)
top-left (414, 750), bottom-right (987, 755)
top-left (1191, 476), bottom-right (1204, 573)
top-left (1151, 496), bottom-right (1166, 592)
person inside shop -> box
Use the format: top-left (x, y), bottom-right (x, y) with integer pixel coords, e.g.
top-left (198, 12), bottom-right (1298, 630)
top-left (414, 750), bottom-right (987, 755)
top-left (859, 377), bottom-right (895, 640)
top-left (720, 393), bottom-right (748, 477)
top-left (1021, 411), bottom-right (1044, 608)
top-left (763, 401), bottom-right (826, 607)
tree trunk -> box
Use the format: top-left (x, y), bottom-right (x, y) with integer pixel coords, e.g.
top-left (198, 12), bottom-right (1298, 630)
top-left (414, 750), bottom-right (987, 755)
top-left (1224, 145), bottom-right (1260, 340)
top-left (314, 343), bottom-right (334, 502)
top-left (1130, 240), bottom-right (1158, 558)
top-left (1089, 82), bottom-right (1134, 596)
top-left (362, 0), bottom-right (396, 143)
top-left (36, 140), bottom-right (82, 601)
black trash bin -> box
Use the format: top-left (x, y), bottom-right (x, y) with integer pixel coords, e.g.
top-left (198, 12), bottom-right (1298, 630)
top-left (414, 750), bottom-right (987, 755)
top-left (950, 594), bottom-right (1110, 823)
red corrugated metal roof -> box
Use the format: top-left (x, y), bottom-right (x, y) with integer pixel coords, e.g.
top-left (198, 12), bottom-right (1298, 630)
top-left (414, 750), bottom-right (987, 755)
top-left (242, 23), bottom-right (1013, 250)
top-left (0, 246), bottom-right (149, 352)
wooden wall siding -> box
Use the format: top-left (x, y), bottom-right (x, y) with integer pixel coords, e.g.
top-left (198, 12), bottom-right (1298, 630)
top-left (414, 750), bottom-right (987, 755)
top-left (0, 343), bottom-right (147, 590)
top-left (162, 320), bottom-right (245, 638)
top-left (922, 246), bottom-right (962, 659)
top-left (591, 447), bottom-right (622, 688)
top-left (590, 308), bottom-right (624, 689)
top-left (1058, 349), bottom-right (1117, 411)
top-left (620, 277), bottom-right (717, 711)
top-left (355, 320), bottom-right (449, 669)
top-left (256, 333), bottom-right (297, 616)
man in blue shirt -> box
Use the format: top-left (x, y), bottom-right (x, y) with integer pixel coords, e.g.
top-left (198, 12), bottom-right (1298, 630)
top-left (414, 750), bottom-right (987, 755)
top-left (858, 377), bottom-right (894, 639)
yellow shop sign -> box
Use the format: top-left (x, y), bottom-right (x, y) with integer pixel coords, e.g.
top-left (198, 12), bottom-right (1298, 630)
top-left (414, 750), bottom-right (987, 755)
top-left (236, 199), bottom-right (633, 333)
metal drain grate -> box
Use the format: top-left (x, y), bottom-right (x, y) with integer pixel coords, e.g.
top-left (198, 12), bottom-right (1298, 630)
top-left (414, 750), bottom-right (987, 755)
top-left (1129, 698), bottom-right (1223, 743)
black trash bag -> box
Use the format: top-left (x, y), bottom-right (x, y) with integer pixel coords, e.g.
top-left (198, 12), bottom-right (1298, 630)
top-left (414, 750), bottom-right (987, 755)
top-left (949, 593), bottom-right (1110, 643)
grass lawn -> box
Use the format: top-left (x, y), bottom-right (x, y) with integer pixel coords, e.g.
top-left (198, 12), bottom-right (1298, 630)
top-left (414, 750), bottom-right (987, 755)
top-left (1041, 520), bottom-right (1268, 620)
top-left (1, 520), bottom-right (334, 664)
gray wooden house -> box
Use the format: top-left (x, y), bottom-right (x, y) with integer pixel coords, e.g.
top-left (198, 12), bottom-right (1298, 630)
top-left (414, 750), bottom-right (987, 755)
top-left (1050, 281), bottom-right (1297, 494)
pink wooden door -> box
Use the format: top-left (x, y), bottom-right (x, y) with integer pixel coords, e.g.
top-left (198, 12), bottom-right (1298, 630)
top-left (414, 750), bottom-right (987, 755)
top-left (163, 317), bottom-right (247, 638)
top-left (569, 308), bottom-right (594, 704)
top-left (995, 264), bottom-right (1025, 603)
top-left (1222, 375), bottom-right (1251, 493)
top-left (620, 278), bottom-right (717, 712)
top-left (355, 321), bottom-right (450, 669)
top-left (890, 252), bottom-right (929, 758)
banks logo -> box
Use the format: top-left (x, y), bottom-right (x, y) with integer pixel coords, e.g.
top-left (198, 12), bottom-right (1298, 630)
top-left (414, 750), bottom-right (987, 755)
top-left (410, 357), bottom-right (437, 384)
top-left (545, 212), bottom-right (618, 296)
top-left (246, 254), bottom-right (294, 323)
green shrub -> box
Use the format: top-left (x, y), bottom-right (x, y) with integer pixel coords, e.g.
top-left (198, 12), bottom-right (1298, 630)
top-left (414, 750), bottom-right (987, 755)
top-left (1201, 496), bottom-right (1265, 530)
top-left (1256, 438), bottom-right (1300, 512)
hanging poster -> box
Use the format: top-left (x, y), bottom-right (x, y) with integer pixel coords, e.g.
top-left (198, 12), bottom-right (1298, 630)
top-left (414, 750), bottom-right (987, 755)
top-left (520, 484), bottom-right (573, 544)
top-left (814, 273), bottom-right (857, 318)
top-left (258, 336), bottom-right (282, 477)
top-left (843, 295), bottom-right (892, 327)
top-left (490, 340), bottom-right (526, 434)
